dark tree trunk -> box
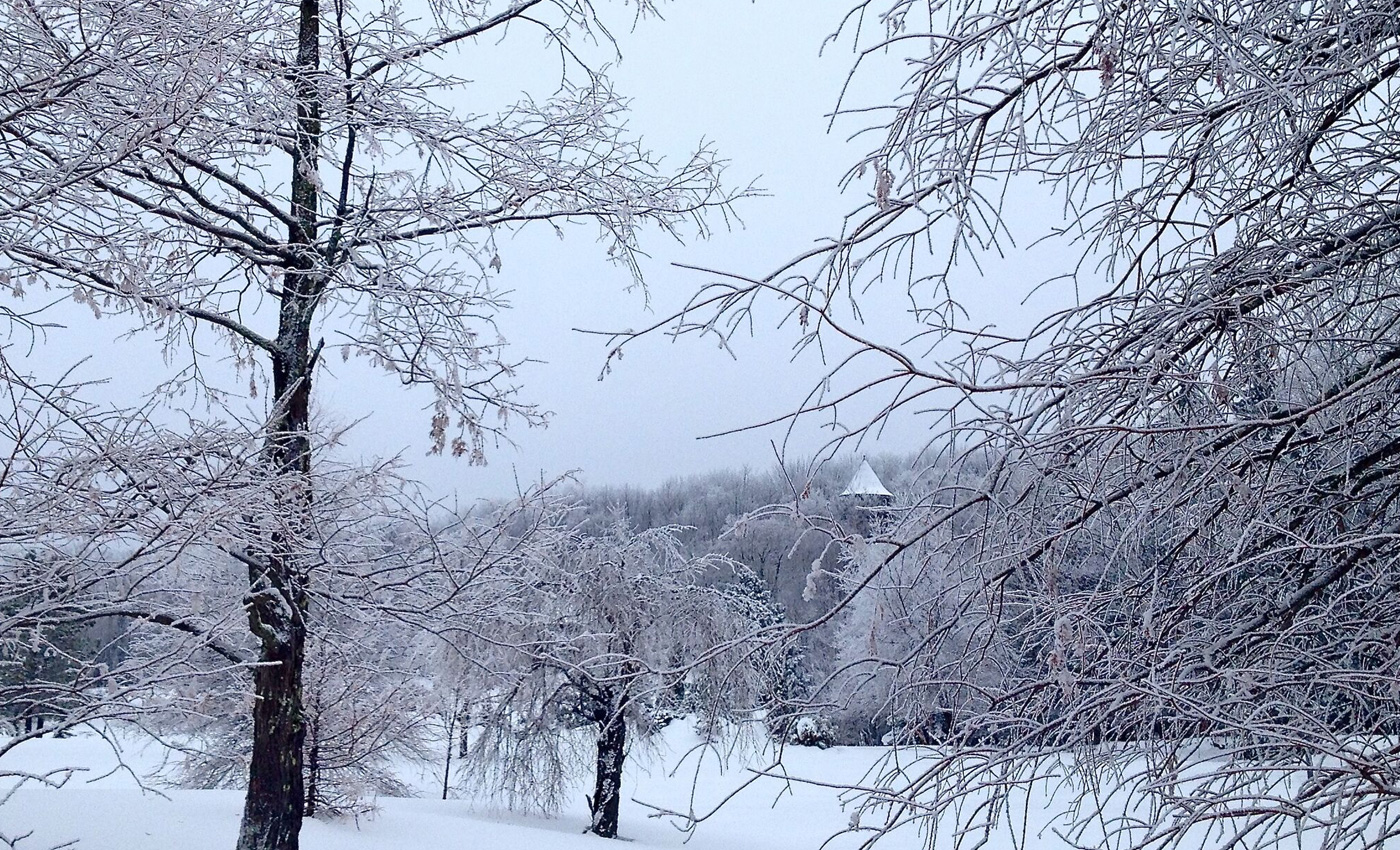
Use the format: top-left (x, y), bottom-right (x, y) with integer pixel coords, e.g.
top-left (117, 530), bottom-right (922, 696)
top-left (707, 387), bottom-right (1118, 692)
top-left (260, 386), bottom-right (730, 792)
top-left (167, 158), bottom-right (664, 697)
top-left (237, 620), bottom-right (307, 850)
top-left (587, 709), bottom-right (628, 839)
top-left (305, 714), bottom-right (320, 818)
top-left (235, 322), bottom-right (317, 850)
top-left (235, 306), bottom-right (319, 850)
top-left (441, 706), bottom-right (455, 801)
top-left (234, 0), bottom-right (323, 846)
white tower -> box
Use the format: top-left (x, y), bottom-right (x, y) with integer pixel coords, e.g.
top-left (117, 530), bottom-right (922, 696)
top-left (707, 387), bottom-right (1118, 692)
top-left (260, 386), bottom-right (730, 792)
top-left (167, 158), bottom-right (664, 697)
top-left (840, 459), bottom-right (894, 501)
top-left (840, 459), bottom-right (894, 534)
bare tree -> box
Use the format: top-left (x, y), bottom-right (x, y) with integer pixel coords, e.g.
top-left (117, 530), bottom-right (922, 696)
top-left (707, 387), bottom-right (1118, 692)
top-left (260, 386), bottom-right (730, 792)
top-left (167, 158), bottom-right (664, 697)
top-left (0, 359), bottom-right (267, 795)
top-left (603, 1), bottom-right (1400, 848)
top-left (0, 0), bottom-right (241, 226)
top-left (450, 514), bottom-right (768, 839)
top-left (1, 0), bottom-right (743, 847)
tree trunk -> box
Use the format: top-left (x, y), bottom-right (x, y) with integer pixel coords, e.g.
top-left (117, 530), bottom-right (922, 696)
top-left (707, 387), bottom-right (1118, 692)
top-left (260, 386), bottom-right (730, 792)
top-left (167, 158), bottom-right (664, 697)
top-left (235, 0), bottom-right (322, 846)
top-left (237, 623), bottom-right (307, 850)
top-left (441, 705), bottom-right (455, 801)
top-left (304, 714), bottom-right (319, 818)
top-left (587, 709), bottom-right (627, 839)
top-left (235, 320), bottom-right (317, 850)
top-left (235, 303), bottom-right (319, 850)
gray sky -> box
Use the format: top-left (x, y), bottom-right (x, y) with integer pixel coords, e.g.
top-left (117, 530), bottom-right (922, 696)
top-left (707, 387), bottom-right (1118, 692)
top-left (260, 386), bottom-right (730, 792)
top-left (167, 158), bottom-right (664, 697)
top-left (322, 0), bottom-right (938, 500)
top-left (20, 0), bottom-right (1072, 503)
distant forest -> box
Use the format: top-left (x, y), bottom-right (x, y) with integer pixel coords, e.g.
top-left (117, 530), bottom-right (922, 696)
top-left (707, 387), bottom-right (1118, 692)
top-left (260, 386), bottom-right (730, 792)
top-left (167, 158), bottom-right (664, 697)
top-left (557, 452), bottom-right (925, 746)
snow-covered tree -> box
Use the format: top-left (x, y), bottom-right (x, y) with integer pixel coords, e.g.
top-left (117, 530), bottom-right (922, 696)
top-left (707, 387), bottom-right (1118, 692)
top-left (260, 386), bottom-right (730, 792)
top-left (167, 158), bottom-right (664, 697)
top-left (0, 0), bottom-right (239, 225)
top-left (719, 564), bottom-right (813, 741)
top-left (0, 363), bottom-right (266, 799)
top-left (0, 0), bottom-right (744, 846)
top-left (607, 0), bottom-right (1400, 846)
top-left (175, 618), bottom-right (438, 818)
top-left (452, 514), bottom-right (766, 839)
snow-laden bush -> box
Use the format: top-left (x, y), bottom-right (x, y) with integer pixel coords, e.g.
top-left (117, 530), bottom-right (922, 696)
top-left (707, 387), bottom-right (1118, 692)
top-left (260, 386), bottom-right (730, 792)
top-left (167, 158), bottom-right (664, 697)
top-left (785, 715), bottom-right (836, 749)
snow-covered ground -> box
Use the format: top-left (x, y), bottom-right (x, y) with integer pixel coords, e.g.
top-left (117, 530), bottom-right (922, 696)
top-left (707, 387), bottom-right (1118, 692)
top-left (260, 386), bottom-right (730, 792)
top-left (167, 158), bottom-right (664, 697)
top-left (3, 725), bottom-right (957, 850)
top-left (13, 722), bottom-right (1235, 850)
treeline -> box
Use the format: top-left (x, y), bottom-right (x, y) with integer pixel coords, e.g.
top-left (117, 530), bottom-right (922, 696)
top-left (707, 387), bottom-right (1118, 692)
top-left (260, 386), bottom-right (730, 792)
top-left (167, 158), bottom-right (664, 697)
top-left (566, 454), bottom-right (920, 613)
top-left (553, 440), bottom-right (1400, 756)
top-left (555, 452), bottom-right (933, 746)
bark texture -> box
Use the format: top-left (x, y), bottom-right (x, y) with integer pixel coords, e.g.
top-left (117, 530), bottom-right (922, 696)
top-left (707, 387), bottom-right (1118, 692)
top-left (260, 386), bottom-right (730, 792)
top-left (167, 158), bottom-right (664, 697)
top-left (236, 623), bottom-right (307, 850)
top-left (587, 707), bottom-right (628, 839)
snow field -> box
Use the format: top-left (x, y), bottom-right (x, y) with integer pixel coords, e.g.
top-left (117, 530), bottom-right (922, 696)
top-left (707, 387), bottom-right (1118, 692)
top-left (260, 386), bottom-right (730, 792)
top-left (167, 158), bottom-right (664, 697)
top-left (10, 725), bottom-right (1338, 850)
top-left (4, 726), bottom-right (932, 850)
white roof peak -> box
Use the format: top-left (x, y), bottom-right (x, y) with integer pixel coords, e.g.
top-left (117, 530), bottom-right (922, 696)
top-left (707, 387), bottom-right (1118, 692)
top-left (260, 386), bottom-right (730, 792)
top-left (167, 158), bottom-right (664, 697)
top-left (841, 459), bottom-right (893, 498)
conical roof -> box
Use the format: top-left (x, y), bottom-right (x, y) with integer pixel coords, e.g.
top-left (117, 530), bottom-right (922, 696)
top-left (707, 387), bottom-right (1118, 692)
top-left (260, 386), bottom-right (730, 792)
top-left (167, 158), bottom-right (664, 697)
top-left (840, 459), bottom-right (893, 498)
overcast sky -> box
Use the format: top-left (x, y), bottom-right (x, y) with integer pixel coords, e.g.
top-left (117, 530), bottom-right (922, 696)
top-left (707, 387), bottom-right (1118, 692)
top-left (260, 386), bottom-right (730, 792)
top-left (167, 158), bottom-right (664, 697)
top-left (313, 0), bottom-right (929, 500)
top-left (23, 0), bottom-right (1073, 503)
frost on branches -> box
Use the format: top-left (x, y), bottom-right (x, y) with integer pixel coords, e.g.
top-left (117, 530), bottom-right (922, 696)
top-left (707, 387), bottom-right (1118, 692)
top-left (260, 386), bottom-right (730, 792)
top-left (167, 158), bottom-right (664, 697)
top-left (615, 0), bottom-right (1400, 847)
top-left (1, 0), bottom-right (744, 847)
top-left (445, 513), bottom-right (772, 839)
